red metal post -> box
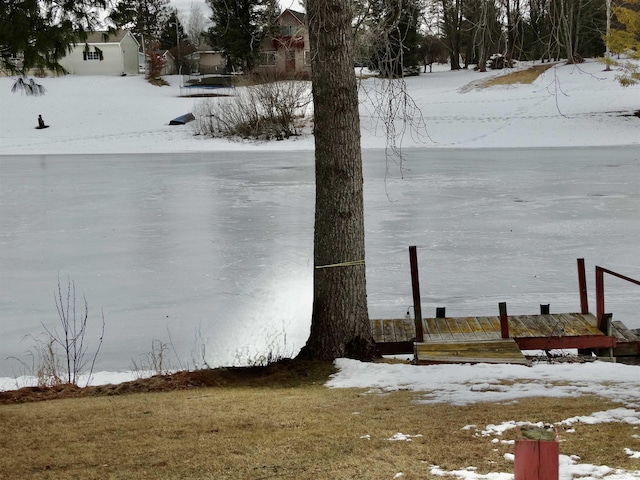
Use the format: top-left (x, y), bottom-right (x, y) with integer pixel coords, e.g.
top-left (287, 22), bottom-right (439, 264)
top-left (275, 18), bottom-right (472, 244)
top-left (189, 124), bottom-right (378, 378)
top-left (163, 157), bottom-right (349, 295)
top-left (499, 302), bottom-right (509, 339)
top-left (514, 437), bottom-right (559, 480)
top-left (577, 258), bottom-right (589, 314)
top-left (409, 246), bottom-right (424, 343)
top-left (596, 266), bottom-right (604, 330)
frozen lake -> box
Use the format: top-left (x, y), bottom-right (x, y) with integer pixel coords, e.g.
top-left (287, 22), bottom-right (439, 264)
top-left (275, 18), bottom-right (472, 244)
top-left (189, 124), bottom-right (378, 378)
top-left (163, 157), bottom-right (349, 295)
top-left (1, 147), bottom-right (639, 377)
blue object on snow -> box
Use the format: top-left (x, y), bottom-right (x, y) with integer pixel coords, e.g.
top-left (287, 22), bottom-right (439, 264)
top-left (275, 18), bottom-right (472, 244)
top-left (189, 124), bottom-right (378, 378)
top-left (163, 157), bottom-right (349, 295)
top-left (169, 113), bottom-right (195, 125)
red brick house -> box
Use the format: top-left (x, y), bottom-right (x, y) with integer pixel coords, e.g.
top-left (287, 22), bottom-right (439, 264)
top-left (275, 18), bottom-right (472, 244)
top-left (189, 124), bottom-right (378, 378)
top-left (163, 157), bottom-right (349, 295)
top-left (256, 9), bottom-right (311, 77)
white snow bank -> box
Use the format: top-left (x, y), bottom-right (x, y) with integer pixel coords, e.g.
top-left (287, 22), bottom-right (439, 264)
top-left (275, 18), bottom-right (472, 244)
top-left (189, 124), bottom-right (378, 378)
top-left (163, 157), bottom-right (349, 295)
top-left (327, 358), bottom-right (640, 406)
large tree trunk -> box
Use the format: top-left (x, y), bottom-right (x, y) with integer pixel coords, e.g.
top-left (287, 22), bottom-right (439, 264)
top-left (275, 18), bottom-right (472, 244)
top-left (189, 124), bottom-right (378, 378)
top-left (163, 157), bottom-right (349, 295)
top-left (442, 0), bottom-right (463, 70)
top-left (297, 0), bottom-right (376, 361)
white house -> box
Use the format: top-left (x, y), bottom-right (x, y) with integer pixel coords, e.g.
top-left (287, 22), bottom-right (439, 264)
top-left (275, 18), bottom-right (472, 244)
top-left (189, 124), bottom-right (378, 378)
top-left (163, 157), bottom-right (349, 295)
top-left (59, 30), bottom-right (140, 75)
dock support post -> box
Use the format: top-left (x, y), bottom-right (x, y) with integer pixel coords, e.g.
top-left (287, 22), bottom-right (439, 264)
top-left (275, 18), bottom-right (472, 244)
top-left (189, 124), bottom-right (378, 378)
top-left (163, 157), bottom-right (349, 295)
top-left (540, 304), bottom-right (550, 315)
top-left (599, 313), bottom-right (615, 361)
top-left (499, 302), bottom-right (509, 339)
top-left (596, 266), bottom-right (605, 330)
top-left (436, 307), bottom-right (446, 318)
top-left (577, 258), bottom-right (589, 314)
top-left (409, 246), bottom-right (424, 342)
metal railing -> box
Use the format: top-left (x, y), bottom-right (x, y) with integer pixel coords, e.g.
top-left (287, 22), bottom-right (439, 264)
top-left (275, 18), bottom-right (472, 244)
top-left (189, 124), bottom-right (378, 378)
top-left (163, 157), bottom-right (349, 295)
top-left (595, 265), bottom-right (640, 330)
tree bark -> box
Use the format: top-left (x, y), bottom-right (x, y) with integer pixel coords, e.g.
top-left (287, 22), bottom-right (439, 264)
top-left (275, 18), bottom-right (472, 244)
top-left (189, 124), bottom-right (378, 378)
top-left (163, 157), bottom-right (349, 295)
top-left (297, 0), bottom-right (376, 361)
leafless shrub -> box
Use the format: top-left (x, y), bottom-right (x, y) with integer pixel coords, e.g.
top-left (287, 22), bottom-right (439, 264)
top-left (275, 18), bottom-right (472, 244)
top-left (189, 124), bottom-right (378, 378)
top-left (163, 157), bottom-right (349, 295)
top-left (45, 276), bottom-right (105, 385)
top-left (190, 323), bottom-right (212, 370)
top-left (9, 335), bottom-right (64, 388)
top-left (10, 276), bottom-right (105, 387)
top-left (131, 339), bottom-right (172, 378)
top-left (232, 329), bottom-right (294, 367)
top-left (192, 72), bottom-right (312, 140)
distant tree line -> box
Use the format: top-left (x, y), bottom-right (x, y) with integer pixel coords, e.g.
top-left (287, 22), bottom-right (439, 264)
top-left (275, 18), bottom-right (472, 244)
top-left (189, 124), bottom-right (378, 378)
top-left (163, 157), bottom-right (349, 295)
top-left (1, 0), bottom-right (637, 84)
top-left (355, 0), bottom-right (626, 76)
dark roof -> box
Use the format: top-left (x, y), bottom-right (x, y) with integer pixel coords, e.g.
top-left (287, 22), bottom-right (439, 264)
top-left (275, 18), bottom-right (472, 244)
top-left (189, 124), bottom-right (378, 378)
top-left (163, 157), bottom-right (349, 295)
top-left (282, 9), bottom-right (306, 24)
top-left (84, 30), bottom-right (131, 44)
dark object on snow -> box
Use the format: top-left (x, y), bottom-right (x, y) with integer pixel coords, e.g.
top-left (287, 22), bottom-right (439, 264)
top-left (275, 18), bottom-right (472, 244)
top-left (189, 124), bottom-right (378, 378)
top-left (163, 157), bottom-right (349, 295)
top-left (36, 114), bottom-right (49, 129)
top-left (486, 54), bottom-right (515, 70)
top-left (169, 113), bottom-right (195, 125)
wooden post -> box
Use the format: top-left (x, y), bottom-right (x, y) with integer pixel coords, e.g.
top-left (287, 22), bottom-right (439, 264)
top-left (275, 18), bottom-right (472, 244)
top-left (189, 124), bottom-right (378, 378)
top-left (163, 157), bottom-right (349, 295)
top-left (540, 304), bottom-right (550, 315)
top-left (601, 313), bottom-right (614, 360)
top-left (514, 427), bottom-right (559, 480)
top-left (436, 307), bottom-right (446, 318)
top-left (577, 258), bottom-right (589, 314)
top-left (499, 302), bottom-right (509, 339)
top-left (409, 246), bottom-right (424, 342)
top-left (596, 266), bottom-right (604, 330)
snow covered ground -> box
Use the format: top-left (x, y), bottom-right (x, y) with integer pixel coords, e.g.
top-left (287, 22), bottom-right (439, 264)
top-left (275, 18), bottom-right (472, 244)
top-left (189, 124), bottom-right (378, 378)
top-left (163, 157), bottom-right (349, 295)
top-left (2, 60), bottom-right (640, 479)
top-left (1, 60), bottom-right (638, 154)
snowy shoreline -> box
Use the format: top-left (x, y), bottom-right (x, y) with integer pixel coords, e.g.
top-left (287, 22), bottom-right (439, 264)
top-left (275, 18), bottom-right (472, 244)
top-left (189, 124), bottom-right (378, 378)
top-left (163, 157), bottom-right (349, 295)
top-left (1, 60), bottom-right (639, 155)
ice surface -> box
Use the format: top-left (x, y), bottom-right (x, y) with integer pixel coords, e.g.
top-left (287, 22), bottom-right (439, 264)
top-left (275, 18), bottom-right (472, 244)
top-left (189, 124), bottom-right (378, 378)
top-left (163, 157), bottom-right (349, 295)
top-left (1, 147), bottom-right (639, 376)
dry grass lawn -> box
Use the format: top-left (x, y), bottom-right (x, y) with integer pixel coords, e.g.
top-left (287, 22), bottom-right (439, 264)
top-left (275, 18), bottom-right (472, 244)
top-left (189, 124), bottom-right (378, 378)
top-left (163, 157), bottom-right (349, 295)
top-left (481, 63), bottom-right (557, 88)
top-left (0, 361), bottom-right (637, 479)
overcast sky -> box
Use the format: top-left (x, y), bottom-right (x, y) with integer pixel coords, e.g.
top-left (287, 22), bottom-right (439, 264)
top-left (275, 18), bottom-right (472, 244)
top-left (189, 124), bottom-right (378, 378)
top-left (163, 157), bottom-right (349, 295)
top-left (169, 0), bottom-right (305, 18)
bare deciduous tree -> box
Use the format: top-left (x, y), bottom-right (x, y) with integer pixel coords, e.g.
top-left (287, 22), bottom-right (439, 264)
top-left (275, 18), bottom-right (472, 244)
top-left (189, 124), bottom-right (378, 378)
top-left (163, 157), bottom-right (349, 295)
top-left (187, 3), bottom-right (208, 47)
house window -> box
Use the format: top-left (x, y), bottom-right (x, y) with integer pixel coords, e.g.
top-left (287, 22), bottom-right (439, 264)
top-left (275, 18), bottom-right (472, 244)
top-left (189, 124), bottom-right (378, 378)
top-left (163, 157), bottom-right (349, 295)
top-left (304, 51), bottom-right (312, 66)
top-left (280, 25), bottom-right (294, 36)
top-left (259, 51), bottom-right (276, 66)
top-left (85, 51), bottom-right (100, 61)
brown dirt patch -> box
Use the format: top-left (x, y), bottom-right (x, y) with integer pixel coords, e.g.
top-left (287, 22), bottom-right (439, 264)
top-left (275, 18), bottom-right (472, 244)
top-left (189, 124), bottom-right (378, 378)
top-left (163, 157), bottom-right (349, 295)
top-left (0, 359), bottom-right (336, 405)
top-left (481, 63), bottom-right (557, 88)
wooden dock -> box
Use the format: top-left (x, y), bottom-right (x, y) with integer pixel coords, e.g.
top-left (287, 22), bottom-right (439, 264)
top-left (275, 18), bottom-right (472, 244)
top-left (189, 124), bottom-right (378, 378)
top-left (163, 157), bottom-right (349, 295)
top-left (371, 312), bottom-right (621, 365)
top-left (375, 251), bottom-right (640, 365)
top-left (611, 321), bottom-right (640, 357)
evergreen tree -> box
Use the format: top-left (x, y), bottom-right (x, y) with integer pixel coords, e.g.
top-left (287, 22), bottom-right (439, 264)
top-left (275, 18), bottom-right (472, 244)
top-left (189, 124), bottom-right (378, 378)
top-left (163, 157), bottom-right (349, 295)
top-left (0, 0), bottom-right (109, 79)
top-left (159, 9), bottom-right (196, 74)
top-left (159, 9), bottom-right (189, 50)
top-left (110, 0), bottom-right (172, 48)
top-left (369, 0), bottom-right (423, 77)
top-left (205, 0), bottom-right (279, 72)
top-left (604, 0), bottom-right (640, 85)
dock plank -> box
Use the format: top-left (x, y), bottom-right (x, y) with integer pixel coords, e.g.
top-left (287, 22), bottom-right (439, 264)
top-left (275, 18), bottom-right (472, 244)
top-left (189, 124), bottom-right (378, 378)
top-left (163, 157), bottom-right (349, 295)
top-left (519, 314), bottom-right (554, 337)
top-left (572, 313), bottom-right (602, 335)
top-left (555, 313), bottom-right (583, 336)
top-left (372, 319), bottom-right (384, 343)
top-left (576, 312), bottom-right (598, 326)
top-left (400, 317), bottom-right (416, 342)
top-left (425, 317), bottom-right (446, 340)
top-left (476, 316), bottom-right (502, 338)
top-left (382, 319), bottom-right (397, 343)
top-left (415, 339), bottom-right (529, 365)
top-left (508, 315), bottom-right (535, 337)
top-left (466, 317), bottom-right (490, 339)
top-left (612, 320), bottom-right (640, 343)
top-left (456, 317), bottom-right (478, 337)
top-left (444, 318), bottom-right (470, 340)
